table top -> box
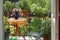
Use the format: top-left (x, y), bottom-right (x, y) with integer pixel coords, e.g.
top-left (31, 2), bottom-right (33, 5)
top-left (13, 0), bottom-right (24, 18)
top-left (7, 18), bottom-right (27, 26)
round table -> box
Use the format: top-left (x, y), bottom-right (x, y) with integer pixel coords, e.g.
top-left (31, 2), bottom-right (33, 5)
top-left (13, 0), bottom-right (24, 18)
top-left (7, 18), bottom-right (27, 36)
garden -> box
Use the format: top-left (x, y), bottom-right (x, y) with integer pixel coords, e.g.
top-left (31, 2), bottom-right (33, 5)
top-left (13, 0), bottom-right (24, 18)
top-left (3, 0), bottom-right (51, 40)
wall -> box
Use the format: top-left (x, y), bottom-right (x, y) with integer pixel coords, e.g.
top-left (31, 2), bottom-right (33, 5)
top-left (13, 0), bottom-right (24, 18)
top-left (0, 0), bottom-right (4, 40)
top-left (51, 0), bottom-right (59, 40)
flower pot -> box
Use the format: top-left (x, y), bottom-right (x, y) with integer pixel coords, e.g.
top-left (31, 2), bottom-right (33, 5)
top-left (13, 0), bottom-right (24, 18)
top-left (42, 34), bottom-right (48, 40)
top-left (21, 9), bottom-right (30, 23)
top-left (21, 9), bottom-right (29, 16)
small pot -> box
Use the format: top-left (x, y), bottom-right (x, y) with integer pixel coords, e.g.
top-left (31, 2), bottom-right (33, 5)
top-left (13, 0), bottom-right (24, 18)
top-left (21, 9), bottom-right (29, 16)
top-left (42, 34), bottom-right (48, 40)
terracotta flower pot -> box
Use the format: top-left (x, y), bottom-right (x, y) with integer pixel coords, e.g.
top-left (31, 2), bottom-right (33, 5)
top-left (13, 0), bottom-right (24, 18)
top-left (21, 9), bottom-right (30, 23)
top-left (42, 34), bottom-right (48, 40)
top-left (21, 9), bottom-right (29, 16)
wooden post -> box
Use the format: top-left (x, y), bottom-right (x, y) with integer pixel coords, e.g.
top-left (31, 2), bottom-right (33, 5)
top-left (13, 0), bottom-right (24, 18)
top-left (58, 0), bottom-right (60, 38)
top-left (15, 24), bottom-right (19, 33)
top-left (14, 24), bottom-right (21, 36)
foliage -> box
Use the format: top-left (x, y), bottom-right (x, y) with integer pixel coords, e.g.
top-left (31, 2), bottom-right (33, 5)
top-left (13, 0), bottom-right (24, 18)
top-left (9, 0), bottom-right (19, 2)
top-left (4, 1), bottom-right (16, 11)
top-left (15, 0), bottom-right (31, 13)
top-left (3, 1), bottom-right (12, 12)
top-left (4, 0), bottom-right (19, 2)
top-left (26, 0), bottom-right (51, 16)
top-left (4, 0), bottom-right (51, 17)
top-left (42, 17), bottom-right (51, 35)
top-left (28, 17), bottom-right (51, 40)
top-left (3, 1), bottom-right (16, 16)
top-left (29, 17), bottom-right (44, 32)
top-left (3, 0), bottom-right (51, 39)
top-left (41, 17), bottom-right (51, 40)
top-left (3, 16), bottom-right (51, 40)
top-left (19, 26), bottom-right (29, 35)
top-left (3, 16), bottom-right (8, 32)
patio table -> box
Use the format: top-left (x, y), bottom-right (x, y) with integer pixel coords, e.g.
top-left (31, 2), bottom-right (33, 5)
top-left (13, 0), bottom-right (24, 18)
top-left (7, 18), bottom-right (27, 35)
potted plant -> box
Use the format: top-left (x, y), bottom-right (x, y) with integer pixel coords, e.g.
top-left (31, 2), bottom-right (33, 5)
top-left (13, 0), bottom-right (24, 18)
top-left (41, 17), bottom-right (51, 40)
